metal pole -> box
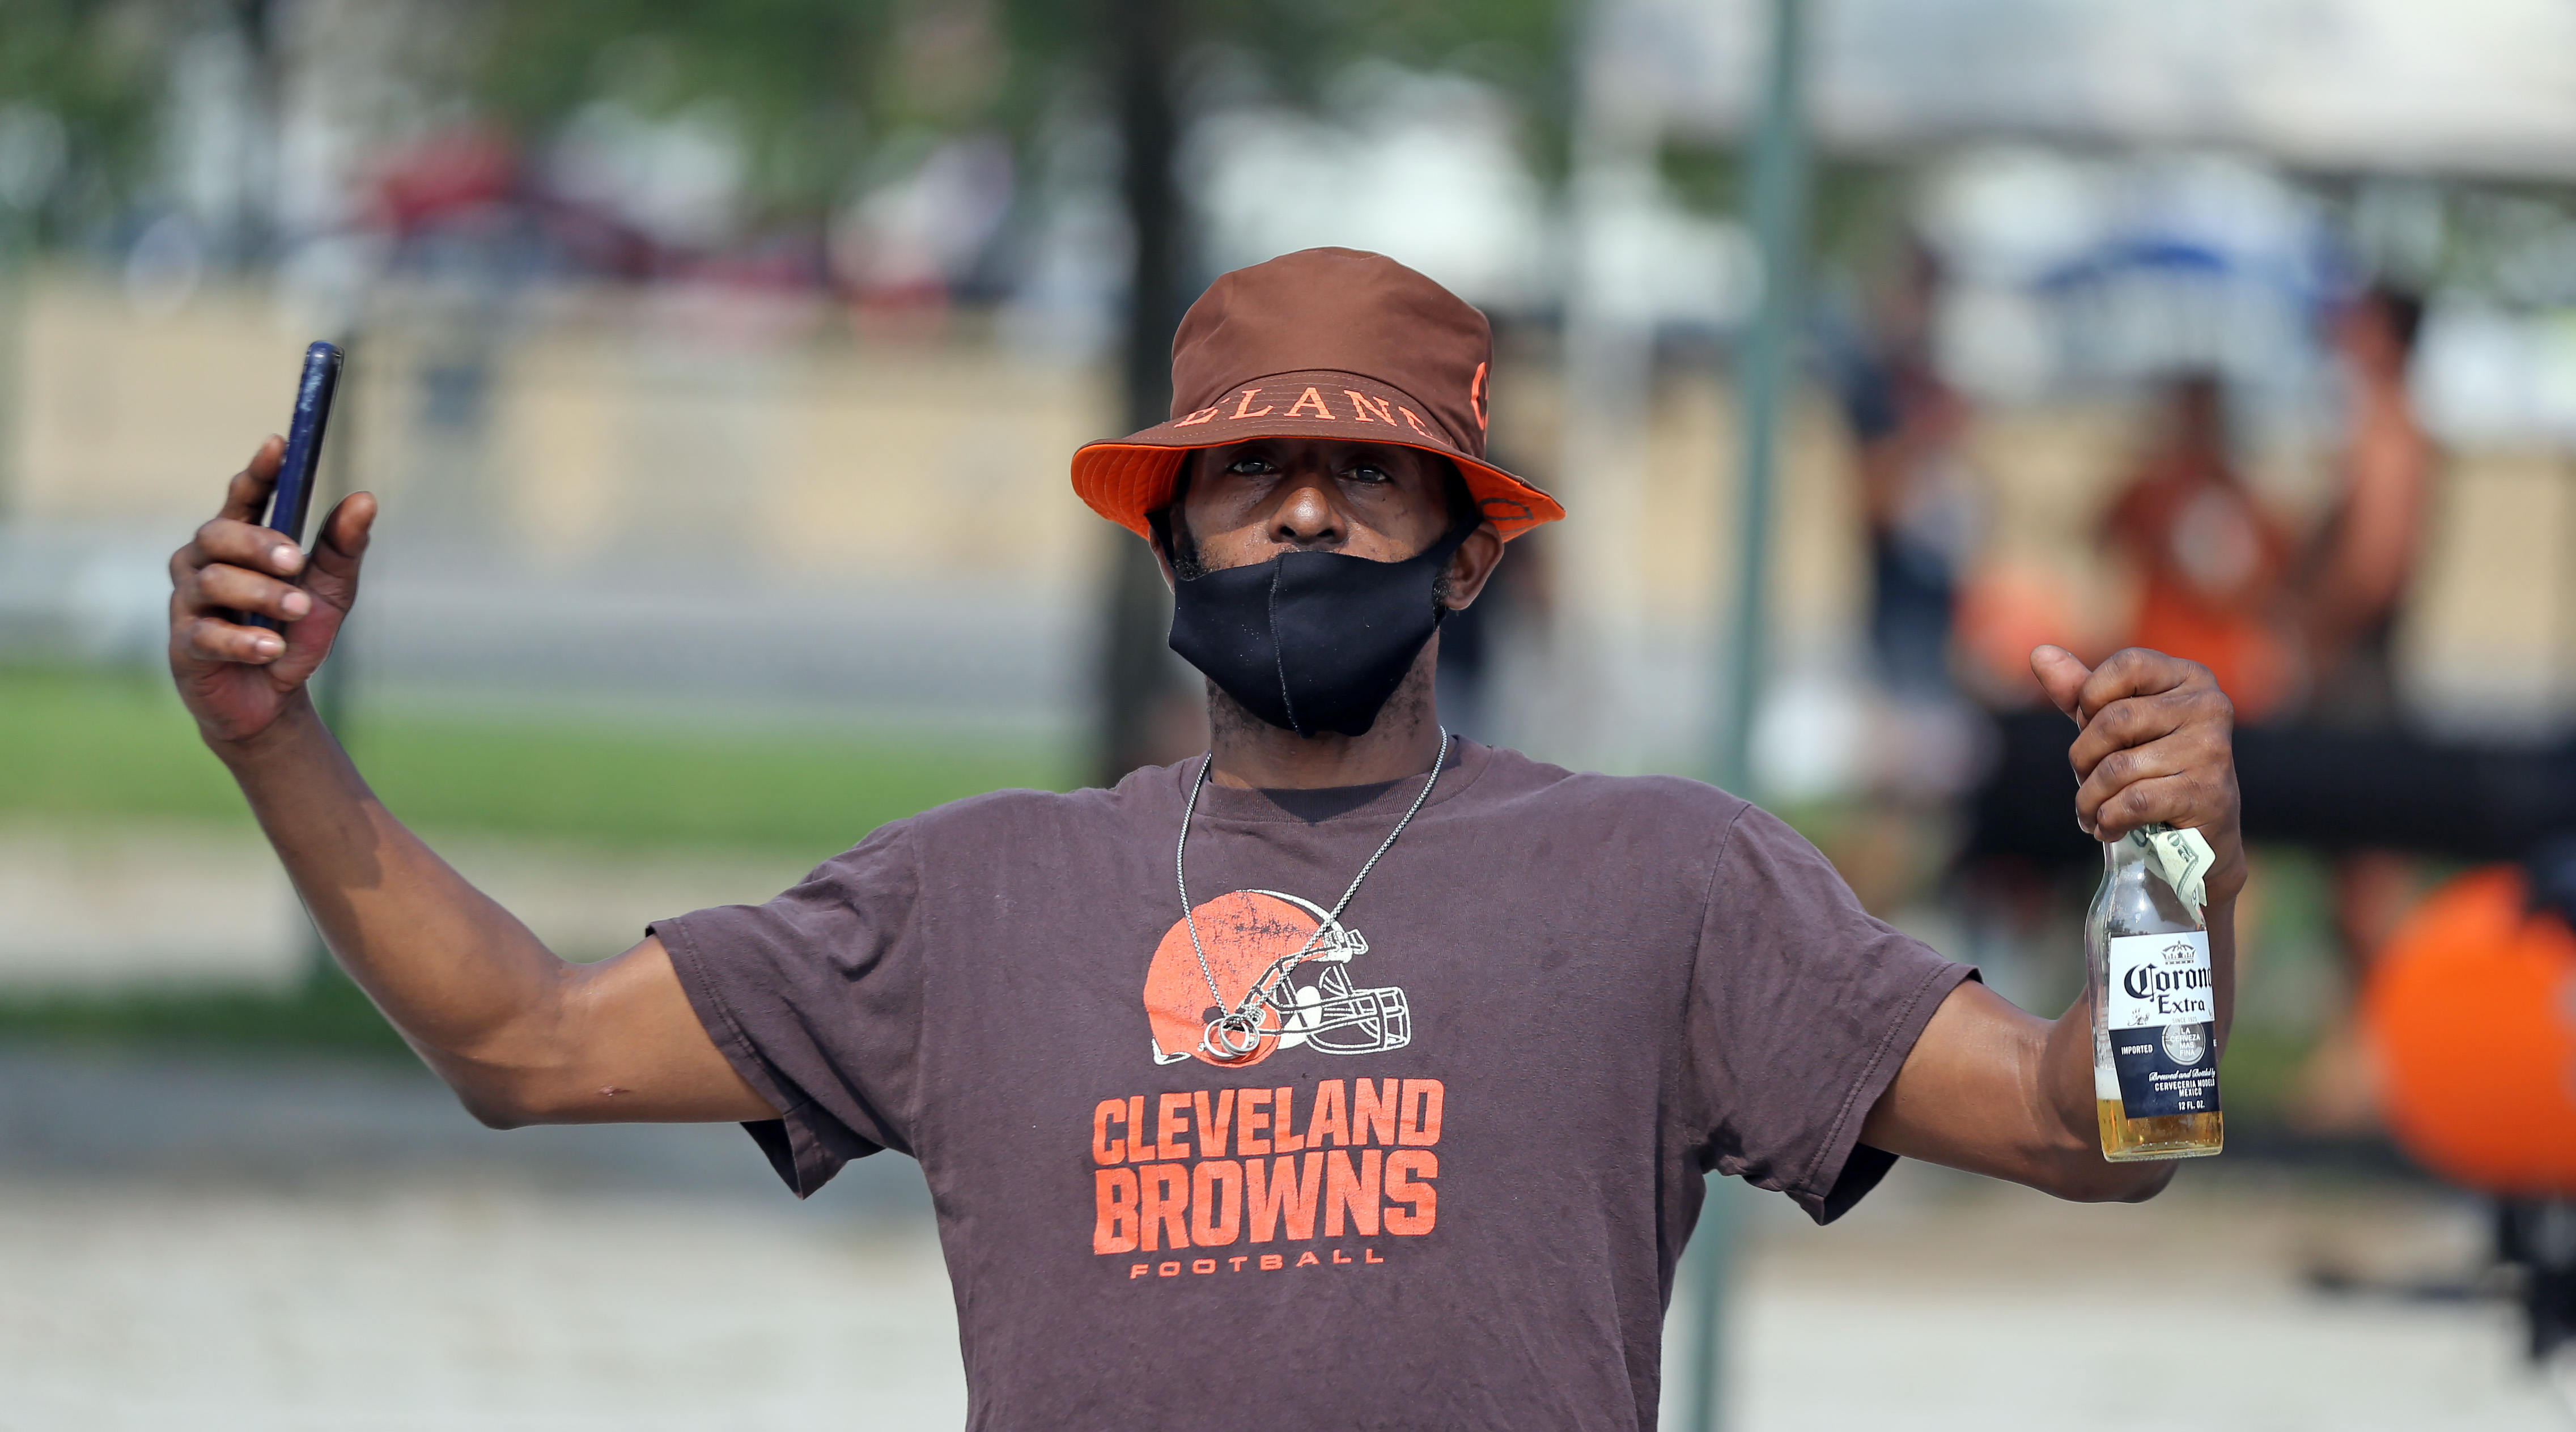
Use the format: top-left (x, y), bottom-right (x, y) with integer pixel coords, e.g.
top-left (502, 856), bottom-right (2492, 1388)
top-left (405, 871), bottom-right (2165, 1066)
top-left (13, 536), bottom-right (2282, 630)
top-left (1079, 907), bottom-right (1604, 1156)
top-left (1690, 1), bottom-right (1810, 1427)
top-left (0, 208), bottom-right (26, 523)
top-left (1715, 0), bottom-right (1810, 797)
top-left (1679, 1173), bottom-right (1738, 1430)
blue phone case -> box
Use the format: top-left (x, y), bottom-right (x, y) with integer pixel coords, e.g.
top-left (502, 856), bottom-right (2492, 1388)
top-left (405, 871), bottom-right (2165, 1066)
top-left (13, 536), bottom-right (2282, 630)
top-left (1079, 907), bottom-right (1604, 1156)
top-left (248, 341), bottom-right (343, 634)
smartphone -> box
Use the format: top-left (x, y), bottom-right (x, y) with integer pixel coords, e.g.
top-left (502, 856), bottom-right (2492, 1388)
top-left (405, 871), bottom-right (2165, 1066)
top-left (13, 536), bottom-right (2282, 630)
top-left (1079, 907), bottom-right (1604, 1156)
top-left (247, 341), bottom-right (344, 633)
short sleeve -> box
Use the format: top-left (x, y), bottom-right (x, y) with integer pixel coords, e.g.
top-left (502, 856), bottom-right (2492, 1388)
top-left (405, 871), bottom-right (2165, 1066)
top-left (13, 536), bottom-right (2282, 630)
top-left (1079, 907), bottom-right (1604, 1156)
top-left (1685, 802), bottom-right (1975, 1223)
top-left (650, 819), bottom-right (927, 1197)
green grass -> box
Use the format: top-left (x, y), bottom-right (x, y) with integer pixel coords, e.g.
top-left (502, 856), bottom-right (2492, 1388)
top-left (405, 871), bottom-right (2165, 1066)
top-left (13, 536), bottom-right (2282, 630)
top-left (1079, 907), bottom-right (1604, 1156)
top-left (0, 665), bottom-right (1074, 852)
top-left (0, 664), bottom-right (1074, 1052)
top-left (2215, 1026), bottom-right (2316, 1126)
top-left (1, 666), bottom-right (253, 828)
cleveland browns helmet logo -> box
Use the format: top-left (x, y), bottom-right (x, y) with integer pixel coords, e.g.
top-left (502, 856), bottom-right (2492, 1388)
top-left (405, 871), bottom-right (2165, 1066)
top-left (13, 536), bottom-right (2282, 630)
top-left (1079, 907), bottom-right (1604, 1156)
top-left (1143, 890), bottom-right (1412, 1067)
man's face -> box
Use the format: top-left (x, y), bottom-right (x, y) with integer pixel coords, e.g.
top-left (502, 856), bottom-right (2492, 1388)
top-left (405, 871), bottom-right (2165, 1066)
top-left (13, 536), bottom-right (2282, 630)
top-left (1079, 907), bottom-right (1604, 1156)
top-left (2334, 297), bottom-right (2407, 379)
top-left (2170, 377), bottom-right (2223, 450)
top-left (1172, 438), bottom-right (1471, 573)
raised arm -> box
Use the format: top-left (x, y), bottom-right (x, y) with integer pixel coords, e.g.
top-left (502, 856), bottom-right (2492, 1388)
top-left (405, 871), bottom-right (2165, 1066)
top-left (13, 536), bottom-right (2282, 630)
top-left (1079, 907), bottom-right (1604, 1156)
top-left (1859, 645), bottom-right (2244, 1201)
top-left (170, 439), bottom-right (774, 1128)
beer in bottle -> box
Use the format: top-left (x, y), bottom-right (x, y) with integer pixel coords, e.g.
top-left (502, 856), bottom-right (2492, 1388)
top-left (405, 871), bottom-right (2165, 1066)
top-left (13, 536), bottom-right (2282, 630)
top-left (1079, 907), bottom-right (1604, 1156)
top-left (2089, 825), bottom-right (2223, 1160)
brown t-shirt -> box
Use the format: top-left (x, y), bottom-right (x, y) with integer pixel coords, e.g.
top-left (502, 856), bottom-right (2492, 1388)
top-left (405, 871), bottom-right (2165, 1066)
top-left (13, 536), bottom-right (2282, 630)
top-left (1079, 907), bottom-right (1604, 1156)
top-left (652, 740), bottom-right (1970, 1431)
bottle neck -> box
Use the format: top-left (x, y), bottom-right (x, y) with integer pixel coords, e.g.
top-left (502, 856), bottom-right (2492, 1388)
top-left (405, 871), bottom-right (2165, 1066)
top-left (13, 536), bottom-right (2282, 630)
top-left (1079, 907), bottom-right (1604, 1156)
top-left (2100, 827), bottom-right (2194, 932)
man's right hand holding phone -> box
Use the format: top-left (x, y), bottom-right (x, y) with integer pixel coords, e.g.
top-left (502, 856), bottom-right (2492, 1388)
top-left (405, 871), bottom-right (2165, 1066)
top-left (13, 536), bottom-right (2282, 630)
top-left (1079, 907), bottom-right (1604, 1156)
top-left (168, 434), bottom-right (377, 750)
top-left (163, 436), bottom-right (772, 1127)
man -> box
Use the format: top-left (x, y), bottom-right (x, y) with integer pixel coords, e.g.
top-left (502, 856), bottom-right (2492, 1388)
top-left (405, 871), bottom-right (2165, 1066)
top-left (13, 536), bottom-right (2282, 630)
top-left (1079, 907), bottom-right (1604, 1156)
top-left (2102, 371), bottom-right (2300, 722)
top-left (2295, 281), bottom-right (2435, 1132)
top-left (1831, 236), bottom-right (1984, 703)
top-left (2304, 281), bottom-right (2432, 726)
top-left (168, 248), bottom-right (2242, 1429)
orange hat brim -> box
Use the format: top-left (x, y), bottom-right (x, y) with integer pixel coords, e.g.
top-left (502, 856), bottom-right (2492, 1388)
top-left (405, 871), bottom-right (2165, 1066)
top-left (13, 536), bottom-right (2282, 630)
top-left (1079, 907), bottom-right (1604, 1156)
top-left (1071, 431), bottom-right (1564, 545)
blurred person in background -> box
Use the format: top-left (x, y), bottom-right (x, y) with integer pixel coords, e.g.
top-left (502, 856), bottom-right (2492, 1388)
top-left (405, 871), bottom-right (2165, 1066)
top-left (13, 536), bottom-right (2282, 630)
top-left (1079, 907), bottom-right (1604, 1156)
top-left (1425, 417), bottom-right (1551, 747)
top-left (1833, 241), bottom-right (1986, 707)
top-left (2304, 283), bottom-right (2433, 726)
top-left (2103, 371), bottom-right (2302, 724)
top-left (164, 248), bottom-right (2249, 1429)
top-left (1426, 496), bottom-right (1546, 746)
top-left (1824, 241), bottom-right (1995, 916)
top-left (2292, 282), bottom-right (2438, 1132)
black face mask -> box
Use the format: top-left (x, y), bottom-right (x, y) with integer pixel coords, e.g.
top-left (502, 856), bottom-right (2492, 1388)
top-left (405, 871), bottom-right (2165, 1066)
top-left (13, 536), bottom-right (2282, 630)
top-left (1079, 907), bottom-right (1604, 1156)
top-left (1162, 510), bottom-right (1478, 738)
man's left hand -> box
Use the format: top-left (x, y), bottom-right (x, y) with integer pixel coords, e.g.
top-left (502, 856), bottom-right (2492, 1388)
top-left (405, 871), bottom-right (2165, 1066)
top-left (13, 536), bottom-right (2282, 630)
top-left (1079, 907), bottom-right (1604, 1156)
top-left (2031, 644), bottom-right (2245, 911)
top-left (1860, 644), bottom-right (2243, 1201)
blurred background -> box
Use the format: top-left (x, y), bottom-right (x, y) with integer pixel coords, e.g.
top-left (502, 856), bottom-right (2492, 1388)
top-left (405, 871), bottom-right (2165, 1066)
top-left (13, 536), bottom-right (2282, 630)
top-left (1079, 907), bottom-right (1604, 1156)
top-left (4, 0), bottom-right (2576, 1427)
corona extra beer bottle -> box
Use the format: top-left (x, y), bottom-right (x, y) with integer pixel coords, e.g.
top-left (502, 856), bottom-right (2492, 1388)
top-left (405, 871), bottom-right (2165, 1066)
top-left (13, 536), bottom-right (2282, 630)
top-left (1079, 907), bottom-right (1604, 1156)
top-left (2089, 826), bottom-right (2223, 1159)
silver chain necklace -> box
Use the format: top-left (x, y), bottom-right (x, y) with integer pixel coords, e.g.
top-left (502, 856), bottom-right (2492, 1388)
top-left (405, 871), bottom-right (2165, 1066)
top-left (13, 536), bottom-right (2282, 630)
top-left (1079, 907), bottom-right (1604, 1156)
top-left (1175, 728), bottom-right (1452, 1063)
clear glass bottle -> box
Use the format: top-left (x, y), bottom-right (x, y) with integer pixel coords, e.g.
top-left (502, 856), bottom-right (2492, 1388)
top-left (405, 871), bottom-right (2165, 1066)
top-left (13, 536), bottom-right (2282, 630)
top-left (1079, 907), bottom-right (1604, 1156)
top-left (2089, 829), bottom-right (2223, 1160)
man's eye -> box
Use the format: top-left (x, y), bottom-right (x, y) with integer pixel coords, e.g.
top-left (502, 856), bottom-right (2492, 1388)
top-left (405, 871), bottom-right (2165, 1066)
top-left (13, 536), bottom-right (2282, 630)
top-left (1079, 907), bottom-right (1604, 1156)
top-left (1348, 465), bottom-right (1390, 484)
top-left (1227, 458), bottom-right (1272, 475)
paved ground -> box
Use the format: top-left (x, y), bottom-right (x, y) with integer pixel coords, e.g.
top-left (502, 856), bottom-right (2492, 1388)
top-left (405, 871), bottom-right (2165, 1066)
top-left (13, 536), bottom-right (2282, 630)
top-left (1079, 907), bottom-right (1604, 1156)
top-left (0, 1042), bottom-right (2564, 1431)
top-left (1718, 1166), bottom-right (2567, 1432)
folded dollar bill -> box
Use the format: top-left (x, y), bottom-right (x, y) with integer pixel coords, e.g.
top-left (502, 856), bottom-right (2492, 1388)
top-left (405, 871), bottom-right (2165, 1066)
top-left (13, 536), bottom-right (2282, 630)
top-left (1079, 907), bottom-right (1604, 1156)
top-left (2132, 823), bottom-right (2213, 925)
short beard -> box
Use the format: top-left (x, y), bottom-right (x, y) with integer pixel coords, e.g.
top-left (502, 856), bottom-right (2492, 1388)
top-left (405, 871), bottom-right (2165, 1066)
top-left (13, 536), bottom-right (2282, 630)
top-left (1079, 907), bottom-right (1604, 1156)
top-left (1202, 632), bottom-right (1440, 748)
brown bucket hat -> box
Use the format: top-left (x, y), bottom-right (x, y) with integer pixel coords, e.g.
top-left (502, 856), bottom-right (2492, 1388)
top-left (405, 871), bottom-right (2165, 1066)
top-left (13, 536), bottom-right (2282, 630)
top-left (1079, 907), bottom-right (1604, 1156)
top-left (1070, 247), bottom-right (1565, 543)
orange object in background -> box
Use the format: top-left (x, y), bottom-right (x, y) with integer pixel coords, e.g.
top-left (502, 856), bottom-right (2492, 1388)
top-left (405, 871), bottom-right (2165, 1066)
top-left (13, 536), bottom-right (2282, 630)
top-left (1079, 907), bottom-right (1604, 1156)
top-left (2363, 867), bottom-right (2576, 1194)
top-left (1953, 562), bottom-right (2087, 702)
top-left (2100, 373), bottom-right (2303, 722)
